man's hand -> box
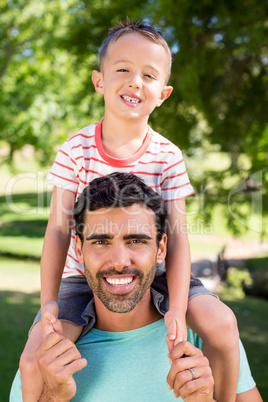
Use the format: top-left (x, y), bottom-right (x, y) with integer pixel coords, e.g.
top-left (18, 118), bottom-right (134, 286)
top-left (164, 310), bottom-right (187, 352)
top-left (36, 332), bottom-right (87, 401)
top-left (166, 340), bottom-right (214, 401)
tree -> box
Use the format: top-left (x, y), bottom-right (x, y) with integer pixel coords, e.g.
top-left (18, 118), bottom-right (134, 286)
top-left (1, 0), bottom-right (267, 234)
top-left (147, 0), bottom-right (268, 235)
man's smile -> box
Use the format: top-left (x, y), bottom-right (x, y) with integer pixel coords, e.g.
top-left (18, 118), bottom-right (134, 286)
top-left (103, 275), bottom-right (138, 294)
top-left (105, 276), bottom-right (134, 285)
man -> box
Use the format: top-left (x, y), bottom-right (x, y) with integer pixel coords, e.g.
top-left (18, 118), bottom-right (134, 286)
top-left (10, 173), bottom-right (262, 401)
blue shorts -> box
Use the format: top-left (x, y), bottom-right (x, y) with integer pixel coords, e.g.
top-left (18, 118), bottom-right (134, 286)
top-left (31, 263), bottom-right (217, 333)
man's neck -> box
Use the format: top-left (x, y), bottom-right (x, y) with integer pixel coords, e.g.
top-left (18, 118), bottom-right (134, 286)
top-left (93, 290), bottom-right (162, 332)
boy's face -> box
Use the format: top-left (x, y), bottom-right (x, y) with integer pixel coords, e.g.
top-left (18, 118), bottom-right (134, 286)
top-left (92, 32), bottom-right (173, 123)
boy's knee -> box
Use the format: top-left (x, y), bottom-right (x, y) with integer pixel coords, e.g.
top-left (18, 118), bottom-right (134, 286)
top-left (208, 308), bottom-right (239, 349)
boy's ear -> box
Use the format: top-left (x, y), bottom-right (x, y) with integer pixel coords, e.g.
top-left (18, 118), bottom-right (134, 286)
top-left (75, 235), bottom-right (84, 263)
top-left (156, 233), bottom-right (167, 264)
top-left (156, 86), bottom-right (173, 107)
top-left (92, 70), bottom-right (104, 95)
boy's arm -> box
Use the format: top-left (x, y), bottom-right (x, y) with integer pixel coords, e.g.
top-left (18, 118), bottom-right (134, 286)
top-left (165, 198), bottom-right (191, 348)
top-left (40, 186), bottom-right (76, 334)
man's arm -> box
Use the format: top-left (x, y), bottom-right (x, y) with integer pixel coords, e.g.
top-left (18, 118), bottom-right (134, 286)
top-left (36, 332), bottom-right (87, 402)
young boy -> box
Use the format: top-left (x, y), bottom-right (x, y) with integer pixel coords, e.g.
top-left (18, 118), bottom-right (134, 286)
top-left (20, 20), bottom-right (239, 402)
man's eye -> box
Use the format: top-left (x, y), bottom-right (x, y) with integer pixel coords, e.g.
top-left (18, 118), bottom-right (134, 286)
top-left (130, 239), bottom-right (146, 244)
top-left (92, 240), bottom-right (107, 245)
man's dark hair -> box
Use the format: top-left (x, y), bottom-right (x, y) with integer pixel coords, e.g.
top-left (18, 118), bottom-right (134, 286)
top-left (73, 172), bottom-right (167, 244)
top-left (98, 19), bottom-right (172, 80)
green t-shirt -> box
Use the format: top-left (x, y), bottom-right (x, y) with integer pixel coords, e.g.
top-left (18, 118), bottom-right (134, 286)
top-left (10, 319), bottom-right (255, 401)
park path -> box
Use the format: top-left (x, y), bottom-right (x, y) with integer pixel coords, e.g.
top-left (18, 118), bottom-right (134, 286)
top-left (190, 236), bottom-right (268, 291)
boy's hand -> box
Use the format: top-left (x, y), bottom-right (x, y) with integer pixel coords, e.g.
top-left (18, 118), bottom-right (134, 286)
top-left (42, 300), bottom-right (62, 336)
top-left (164, 309), bottom-right (187, 353)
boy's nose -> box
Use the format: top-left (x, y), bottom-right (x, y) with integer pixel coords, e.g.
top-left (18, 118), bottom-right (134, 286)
top-left (128, 74), bottom-right (142, 89)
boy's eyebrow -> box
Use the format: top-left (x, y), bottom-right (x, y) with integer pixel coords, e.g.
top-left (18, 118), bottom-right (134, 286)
top-left (113, 59), bottom-right (161, 75)
top-left (86, 234), bottom-right (113, 241)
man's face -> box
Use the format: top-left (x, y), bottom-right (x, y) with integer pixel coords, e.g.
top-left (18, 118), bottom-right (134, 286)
top-left (92, 32), bottom-right (173, 123)
top-left (75, 204), bottom-right (166, 313)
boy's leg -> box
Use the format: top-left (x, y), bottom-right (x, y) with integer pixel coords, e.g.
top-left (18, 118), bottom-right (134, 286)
top-left (186, 295), bottom-right (240, 402)
top-left (19, 320), bottom-right (83, 402)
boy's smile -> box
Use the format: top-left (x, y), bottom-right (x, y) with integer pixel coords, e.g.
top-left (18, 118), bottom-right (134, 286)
top-left (92, 32), bottom-right (173, 124)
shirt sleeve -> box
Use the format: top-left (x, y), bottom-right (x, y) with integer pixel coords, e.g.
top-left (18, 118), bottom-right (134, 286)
top-left (237, 339), bottom-right (256, 393)
top-left (46, 140), bottom-right (79, 193)
top-left (186, 333), bottom-right (256, 395)
top-left (160, 150), bottom-right (195, 201)
top-left (9, 369), bottom-right (22, 402)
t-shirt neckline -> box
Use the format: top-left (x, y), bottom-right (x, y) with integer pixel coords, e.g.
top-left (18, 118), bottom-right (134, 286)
top-left (95, 119), bottom-right (152, 167)
top-left (90, 318), bottom-right (164, 337)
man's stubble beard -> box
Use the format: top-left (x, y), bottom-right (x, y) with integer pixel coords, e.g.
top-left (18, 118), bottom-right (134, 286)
top-left (84, 264), bottom-right (157, 313)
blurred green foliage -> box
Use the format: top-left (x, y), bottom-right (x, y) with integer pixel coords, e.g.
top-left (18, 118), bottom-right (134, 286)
top-left (226, 267), bottom-right (252, 298)
top-left (244, 256), bottom-right (268, 298)
top-left (1, 0), bottom-right (267, 234)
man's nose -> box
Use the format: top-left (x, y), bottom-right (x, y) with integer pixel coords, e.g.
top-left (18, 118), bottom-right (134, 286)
top-left (110, 244), bottom-right (131, 270)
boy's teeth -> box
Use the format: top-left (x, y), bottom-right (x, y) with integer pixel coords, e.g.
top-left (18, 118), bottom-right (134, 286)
top-left (106, 277), bottom-right (134, 286)
top-left (122, 95), bottom-right (139, 103)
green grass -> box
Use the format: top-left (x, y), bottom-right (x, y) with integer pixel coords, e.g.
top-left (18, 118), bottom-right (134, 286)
top-left (246, 256), bottom-right (268, 273)
top-left (0, 290), bottom-right (40, 402)
top-left (1, 283), bottom-right (267, 401)
top-left (189, 241), bottom-right (223, 255)
top-left (0, 191), bottom-right (50, 257)
top-left (220, 293), bottom-right (268, 400)
top-left (1, 151), bottom-right (267, 400)
top-left (0, 257), bottom-right (40, 292)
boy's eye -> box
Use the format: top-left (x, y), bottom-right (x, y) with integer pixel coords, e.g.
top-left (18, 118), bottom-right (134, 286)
top-left (144, 73), bottom-right (156, 80)
top-left (117, 68), bottom-right (128, 72)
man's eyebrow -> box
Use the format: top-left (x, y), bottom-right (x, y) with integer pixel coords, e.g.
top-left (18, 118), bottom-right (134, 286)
top-left (123, 234), bottom-right (153, 241)
top-left (86, 234), bottom-right (113, 241)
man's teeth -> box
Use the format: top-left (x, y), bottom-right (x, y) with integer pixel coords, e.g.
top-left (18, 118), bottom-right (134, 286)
top-left (122, 95), bottom-right (140, 103)
top-left (106, 277), bottom-right (134, 286)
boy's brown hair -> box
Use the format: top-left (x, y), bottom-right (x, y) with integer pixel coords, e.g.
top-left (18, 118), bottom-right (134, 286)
top-left (98, 19), bottom-right (172, 81)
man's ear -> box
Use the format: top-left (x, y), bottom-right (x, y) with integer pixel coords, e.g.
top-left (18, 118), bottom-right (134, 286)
top-left (92, 70), bottom-right (104, 95)
top-left (156, 86), bottom-right (173, 107)
top-left (75, 235), bottom-right (84, 263)
top-left (156, 233), bottom-right (167, 264)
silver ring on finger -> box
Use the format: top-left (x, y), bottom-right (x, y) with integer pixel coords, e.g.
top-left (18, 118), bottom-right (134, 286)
top-left (189, 368), bottom-right (196, 380)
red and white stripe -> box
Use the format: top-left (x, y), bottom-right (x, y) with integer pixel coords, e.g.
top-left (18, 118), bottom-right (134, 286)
top-left (47, 120), bottom-right (194, 277)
